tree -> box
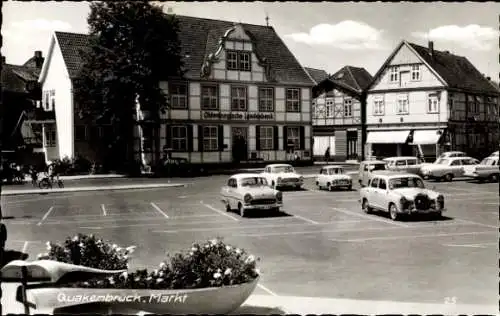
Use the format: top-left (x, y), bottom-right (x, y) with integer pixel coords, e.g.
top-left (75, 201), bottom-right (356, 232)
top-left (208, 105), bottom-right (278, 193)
top-left (74, 1), bottom-right (184, 172)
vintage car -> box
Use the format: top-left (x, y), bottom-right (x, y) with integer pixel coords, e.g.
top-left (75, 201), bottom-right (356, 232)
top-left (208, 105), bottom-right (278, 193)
top-left (464, 156), bottom-right (499, 182)
top-left (359, 171), bottom-right (445, 221)
top-left (316, 166), bottom-right (352, 191)
top-left (220, 173), bottom-right (283, 217)
top-left (438, 151), bottom-right (467, 159)
top-left (383, 156), bottom-right (422, 175)
top-left (261, 164), bottom-right (304, 189)
top-left (420, 156), bottom-right (479, 181)
top-left (358, 160), bottom-right (388, 187)
top-left (489, 151), bottom-right (499, 157)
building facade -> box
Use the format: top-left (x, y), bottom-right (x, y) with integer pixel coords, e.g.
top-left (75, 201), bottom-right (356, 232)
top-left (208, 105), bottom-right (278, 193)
top-left (37, 16), bottom-right (315, 167)
top-left (365, 41), bottom-right (499, 161)
top-left (310, 66), bottom-right (373, 161)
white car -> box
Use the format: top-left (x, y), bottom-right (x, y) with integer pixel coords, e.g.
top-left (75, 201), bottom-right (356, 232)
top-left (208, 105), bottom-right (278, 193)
top-left (316, 166), bottom-right (352, 191)
top-left (489, 151), bottom-right (499, 157)
top-left (220, 173), bottom-right (283, 217)
top-left (420, 156), bottom-right (479, 181)
top-left (465, 156), bottom-right (499, 182)
top-left (359, 171), bottom-right (445, 221)
top-left (261, 164), bottom-right (304, 189)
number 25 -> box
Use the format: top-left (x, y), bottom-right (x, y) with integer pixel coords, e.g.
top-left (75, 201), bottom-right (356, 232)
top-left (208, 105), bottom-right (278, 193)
top-left (444, 296), bottom-right (457, 304)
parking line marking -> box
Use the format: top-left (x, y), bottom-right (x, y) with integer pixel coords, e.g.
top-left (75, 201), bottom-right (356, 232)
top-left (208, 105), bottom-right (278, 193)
top-left (37, 206), bottom-right (54, 226)
top-left (81, 218), bottom-right (237, 230)
top-left (443, 186), bottom-right (495, 194)
top-left (443, 242), bottom-right (497, 248)
top-left (22, 241), bottom-right (29, 253)
top-left (331, 207), bottom-right (408, 227)
top-left (455, 218), bottom-right (498, 229)
top-left (333, 231), bottom-right (496, 243)
top-left (293, 214), bottom-right (319, 225)
top-left (150, 202), bottom-right (169, 219)
top-left (257, 283), bottom-right (278, 296)
top-left (200, 201), bottom-right (239, 222)
top-left (101, 204), bottom-right (107, 216)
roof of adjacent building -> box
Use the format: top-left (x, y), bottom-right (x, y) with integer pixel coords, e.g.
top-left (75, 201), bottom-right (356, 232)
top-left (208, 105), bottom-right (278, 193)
top-left (50, 15), bottom-right (313, 85)
top-left (312, 65), bottom-right (373, 98)
top-left (370, 40), bottom-right (499, 95)
top-left (1, 63), bottom-right (40, 93)
top-left (304, 67), bottom-right (329, 84)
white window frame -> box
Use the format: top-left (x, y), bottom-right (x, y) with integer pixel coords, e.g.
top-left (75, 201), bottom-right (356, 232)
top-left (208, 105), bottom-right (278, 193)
top-left (259, 126), bottom-right (273, 150)
top-left (203, 126), bottom-right (218, 151)
top-left (286, 88), bottom-right (301, 112)
top-left (373, 99), bottom-right (385, 115)
top-left (201, 85), bottom-right (218, 110)
top-left (389, 66), bottom-right (399, 82)
top-left (258, 87), bottom-right (274, 112)
top-left (287, 127), bottom-right (300, 150)
top-left (326, 99), bottom-right (334, 118)
top-left (170, 83), bottom-right (188, 109)
top-left (397, 95), bottom-right (409, 115)
top-left (343, 98), bottom-right (353, 117)
top-left (427, 94), bottom-right (439, 113)
top-left (411, 65), bottom-right (421, 81)
top-left (226, 50), bottom-right (251, 72)
top-left (226, 51), bottom-right (238, 70)
top-left (231, 86), bottom-right (247, 111)
top-left (171, 126), bottom-right (188, 151)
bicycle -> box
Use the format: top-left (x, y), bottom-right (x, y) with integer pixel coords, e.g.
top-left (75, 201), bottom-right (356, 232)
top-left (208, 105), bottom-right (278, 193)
top-left (38, 175), bottom-right (64, 189)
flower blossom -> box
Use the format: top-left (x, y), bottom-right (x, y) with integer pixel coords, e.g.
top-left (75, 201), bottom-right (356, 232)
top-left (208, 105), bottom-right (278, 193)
top-left (245, 255), bottom-right (255, 263)
top-left (159, 262), bottom-right (166, 269)
top-left (254, 268), bottom-right (260, 275)
top-left (120, 272), bottom-right (128, 279)
top-left (224, 268), bottom-right (232, 275)
top-left (134, 277), bottom-right (141, 282)
top-left (126, 245), bottom-right (136, 253)
top-left (72, 235), bottom-right (79, 242)
top-left (112, 244), bottom-right (118, 249)
top-left (146, 276), bottom-right (153, 281)
top-left (116, 247), bottom-right (122, 252)
top-left (156, 278), bottom-right (164, 283)
top-left (108, 277), bottom-right (115, 285)
top-left (191, 246), bottom-right (198, 252)
top-left (78, 242), bottom-right (84, 248)
top-left (210, 239), bottom-right (218, 245)
top-left (235, 248), bottom-right (242, 254)
top-left (225, 245), bottom-right (231, 251)
top-left (213, 272), bottom-right (222, 279)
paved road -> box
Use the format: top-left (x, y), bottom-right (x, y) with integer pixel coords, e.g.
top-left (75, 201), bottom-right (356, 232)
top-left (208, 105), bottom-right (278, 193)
top-left (1, 174), bottom-right (497, 310)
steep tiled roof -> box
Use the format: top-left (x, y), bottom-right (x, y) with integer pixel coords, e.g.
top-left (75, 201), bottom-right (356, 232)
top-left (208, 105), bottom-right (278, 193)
top-left (51, 16), bottom-right (313, 85)
top-left (1, 64), bottom-right (39, 93)
top-left (330, 66), bottom-right (373, 93)
top-left (54, 31), bottom-right (91, 78)
top-left (408, 42), bottom-right (498, 95)
top-left (304, 67), bottom-right (329, 84)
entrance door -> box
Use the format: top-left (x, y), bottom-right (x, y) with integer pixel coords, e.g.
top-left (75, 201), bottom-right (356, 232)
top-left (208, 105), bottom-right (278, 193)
top-left (231, 127), bottom-right (248, 163)
top-left (347, 131), bottom-right (358, 160)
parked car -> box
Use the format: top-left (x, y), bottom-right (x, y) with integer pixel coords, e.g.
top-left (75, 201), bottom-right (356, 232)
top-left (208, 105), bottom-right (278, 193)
top-left (261, 164), bottom-right (304, 189)
top-left (464, 156), bottom-right (499, 182)
top-left (383, 156), bottom-right (423, 175)
top-left (489, 151), bottom-right (499, 157)
top-left (358, 160), bottom-right (388, 187)
top-left (316, 166), bottom-right (352, 191)
top-left (359, 171), bottom-right (445, 221)
top-left (420, 156), bottom-right (479, 181)
top-left (220, 173), bottom-right (283, 217)
top-left (438, 151), bottom-right (467, 159)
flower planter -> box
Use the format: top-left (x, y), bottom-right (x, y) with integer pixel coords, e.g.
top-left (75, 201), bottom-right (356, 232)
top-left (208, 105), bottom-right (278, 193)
top-left (26, 276), bottom-right (259, 314)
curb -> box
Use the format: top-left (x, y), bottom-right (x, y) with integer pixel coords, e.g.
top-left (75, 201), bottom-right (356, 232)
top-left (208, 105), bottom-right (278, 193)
top-left (2, 183), bottom-right (186, 196)
top-left (59, 174), bottom-right (126, 180)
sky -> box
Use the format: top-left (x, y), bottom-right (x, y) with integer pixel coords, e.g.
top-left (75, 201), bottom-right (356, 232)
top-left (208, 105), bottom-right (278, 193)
top-left (3, 1), bottom-right (500, 81)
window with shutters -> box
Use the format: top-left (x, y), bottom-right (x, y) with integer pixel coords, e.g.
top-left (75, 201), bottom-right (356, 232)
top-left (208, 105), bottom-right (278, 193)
top-left (231, 86), bottom-right (247, 111)
top-left (258, 87), bottom-right (274, 112)
top-left (170, 83), bottom-right (188, 109)
top-left (259, 126), bottom-right (273, 150)
top-left (286, 88), bottom-right (301, 112)
top-left (201, 85), bottom-right (218, 110)
top-left (171, 126), bottom-right (187, 151)
top-left (203, 126), bottom-right (218, 151)
top-left (287, 127), bottom-right (300, 150)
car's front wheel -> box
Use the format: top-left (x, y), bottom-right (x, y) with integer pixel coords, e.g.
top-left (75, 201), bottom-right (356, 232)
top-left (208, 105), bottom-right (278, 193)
top-left (347, 185), bottom-right (352, 191)
top-left (238, 203), bottom-right (245, 217)
top-left (443, 173), bottom-right (453, 182)
top-left (489, 174), bottom-right (499, 182)
top-left (389, 203), bottom-right (400, 221)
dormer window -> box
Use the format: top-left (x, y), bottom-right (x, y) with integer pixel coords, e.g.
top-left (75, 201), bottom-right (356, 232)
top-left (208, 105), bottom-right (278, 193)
top-left (389, 66), bottom-right (399, 82)
top-left (226, 50), bottom-right (251, 72)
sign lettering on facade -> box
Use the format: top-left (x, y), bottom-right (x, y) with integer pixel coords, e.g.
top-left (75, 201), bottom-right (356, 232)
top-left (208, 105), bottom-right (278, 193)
top-left (203, 111), bottom-right (273, 120)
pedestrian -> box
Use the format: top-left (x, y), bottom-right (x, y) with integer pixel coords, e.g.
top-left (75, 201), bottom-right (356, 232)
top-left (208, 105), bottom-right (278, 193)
top-left (30, 165), bottom-right (38, 187)
top-left (324, 147), bottom-right (330, 164)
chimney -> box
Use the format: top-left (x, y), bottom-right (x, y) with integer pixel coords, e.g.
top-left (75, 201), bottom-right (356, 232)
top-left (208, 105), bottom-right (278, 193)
top-left (428, 41), bottom-right (434, 58)
top-left (34, 50), bottom-right (43, 68)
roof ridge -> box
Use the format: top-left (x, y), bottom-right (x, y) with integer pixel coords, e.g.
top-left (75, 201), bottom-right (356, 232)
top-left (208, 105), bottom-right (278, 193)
top-left (171, 14), bottom-right (269, 28)
top-left (344, 66), bottom-right (361, 91)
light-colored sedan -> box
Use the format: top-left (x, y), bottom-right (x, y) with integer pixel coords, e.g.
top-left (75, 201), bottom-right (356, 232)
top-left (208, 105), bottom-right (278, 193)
top-left (359, 171), bottom-right (445, 221)
top-left (316, 166), bottom-right (352, 191)
top-left (465, 156), bottom-right (500, 182)
top-left (383, 156), bottom-right (422, 175)
top-left (220, 173), bottom-right (283, 217)
top-left (489, 151), bottom-right (499, 158)
top-left (420, 156), bottom-right (479, 181)
top-left (261, 164), bottom-right (304, 190)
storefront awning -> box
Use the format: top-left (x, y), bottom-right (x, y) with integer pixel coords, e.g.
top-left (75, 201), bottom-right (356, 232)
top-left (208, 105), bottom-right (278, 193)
top-left (411, 130), bottom-right (442, 145)
top-left (366, 130), bottom-right (411, 144)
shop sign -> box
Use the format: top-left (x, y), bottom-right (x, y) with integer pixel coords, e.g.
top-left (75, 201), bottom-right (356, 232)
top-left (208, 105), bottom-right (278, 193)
top-left (203, 111), bottom-right (273, 120)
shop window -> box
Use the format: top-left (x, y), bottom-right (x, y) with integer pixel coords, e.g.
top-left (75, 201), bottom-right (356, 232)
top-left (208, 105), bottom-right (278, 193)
top-left (287, 127), bottom-right (300, 150)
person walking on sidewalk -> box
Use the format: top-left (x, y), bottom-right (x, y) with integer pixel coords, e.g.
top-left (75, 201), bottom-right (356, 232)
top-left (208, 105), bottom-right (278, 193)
top-left (324, 147), bottom-right (330, 164)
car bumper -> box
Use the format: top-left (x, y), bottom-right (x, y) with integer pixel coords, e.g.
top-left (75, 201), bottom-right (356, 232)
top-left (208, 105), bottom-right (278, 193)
top-left (403, 208), bottom-right (446, 214)
top-left (243, 203), bottom-right (283, 210)
top-left (330, 182), bottom-right (352, 187)
top-left (277, 182), bottom-right (303, 188)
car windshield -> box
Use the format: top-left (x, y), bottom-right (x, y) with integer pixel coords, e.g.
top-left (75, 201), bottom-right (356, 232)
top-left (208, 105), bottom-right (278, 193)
top-left (371, 163), bottom-right (387, 171)
top-left (389, 177), bottom-right (425, 189)
top-left (480, 158), bottom-right (496, 166)
top-left (435, 158), bottom-right (449, 165)
top-left (329, 168), bottom-right (343, 175)
top-left (272, 166), bottom-right (294, 173)
top-left (240, 177), bottom-right (268, 187)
